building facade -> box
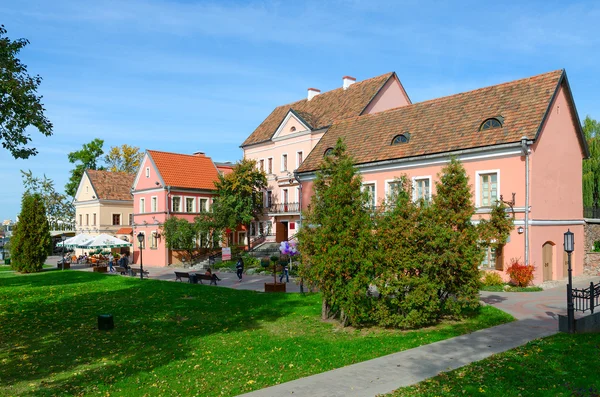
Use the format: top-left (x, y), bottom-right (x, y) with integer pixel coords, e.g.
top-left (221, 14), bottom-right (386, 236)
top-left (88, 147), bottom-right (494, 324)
top-left (73, 170), bottom-right (135, 238)
top-left (241, 73), bottom-right (411, 244)
top-left (131, 150), bottom-right (232, 267)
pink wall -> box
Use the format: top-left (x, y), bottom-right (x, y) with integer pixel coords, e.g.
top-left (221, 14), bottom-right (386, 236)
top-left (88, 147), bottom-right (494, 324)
top-left (363, 76), bottom-right (411, 114)
top-left (135, 155), bottom-right (162, 190)
top-left (529, 224), bottom-right (584, 282)
top-left (530, 85), bottom-right (585, 220)
top-left (278, 115), bottom-right (309, 138)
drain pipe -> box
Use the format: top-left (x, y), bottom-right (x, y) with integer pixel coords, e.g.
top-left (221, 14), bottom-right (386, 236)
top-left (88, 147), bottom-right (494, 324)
top-left (521, 137), bottom-right (532, 265)
top-left (165, 186), bottom-right (171, 266)
top-left (293, 172), bottom-right (302, 230)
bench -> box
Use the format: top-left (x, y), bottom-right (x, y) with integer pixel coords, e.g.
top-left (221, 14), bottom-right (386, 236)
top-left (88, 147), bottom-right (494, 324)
top-left (197, 274), bottom-right (218, 285)
top-left (174, 271), bottom-right (190, 282)
top-left (114, 266), bottom-right (127, 275)
top-left (130, 268), bottom-right (149, 277)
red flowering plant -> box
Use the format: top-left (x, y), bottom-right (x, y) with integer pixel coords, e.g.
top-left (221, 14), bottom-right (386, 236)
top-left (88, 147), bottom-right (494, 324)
top-left (505, 258), bottom-right (535, 287)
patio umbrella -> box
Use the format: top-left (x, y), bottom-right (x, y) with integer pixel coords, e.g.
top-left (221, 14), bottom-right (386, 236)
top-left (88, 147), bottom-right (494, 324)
top-left (77, 233), bottom-right (132, 249)
top-left (57, 233), bottom-right (93, 248)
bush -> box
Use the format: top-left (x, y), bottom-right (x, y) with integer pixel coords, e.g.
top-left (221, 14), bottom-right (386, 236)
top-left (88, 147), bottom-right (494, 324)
top-left (260, 258), bottom-right (270, 268)
top-left (506, 258), bottom-right (535, 287)
top-left (241, 253), bottom-right (260, 269)
top-left (481, 271), bottom-right (504, 286)
top-left (594, 241), bottom-right (600, 252)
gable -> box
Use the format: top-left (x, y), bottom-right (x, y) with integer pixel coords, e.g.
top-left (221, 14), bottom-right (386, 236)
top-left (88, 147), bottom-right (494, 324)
top-left (74, 172), bottom-right (97, 202)
top-left (363, 74), bottom-right (411, 114)
top-left (133, 153), bottom-right (164, 191)
top-left (272, 111), bottom-right (312, 139)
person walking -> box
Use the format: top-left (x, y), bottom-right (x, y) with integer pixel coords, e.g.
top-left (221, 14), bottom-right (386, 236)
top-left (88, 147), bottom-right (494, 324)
top-left (235, 256), bottom-right (244, 282)
top-left (108, 253), bottom-right (115, 273)
top-left (279, 262), bottom-right (289, 283)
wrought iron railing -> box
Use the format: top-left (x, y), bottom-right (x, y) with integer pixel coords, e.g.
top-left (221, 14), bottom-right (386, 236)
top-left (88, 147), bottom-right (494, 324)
top-left (572, 281), bottom-right (600, 313)
top-left (267, 202), bottom-right (300, 213)
top-left (584, 206), bottom-right (600, 219)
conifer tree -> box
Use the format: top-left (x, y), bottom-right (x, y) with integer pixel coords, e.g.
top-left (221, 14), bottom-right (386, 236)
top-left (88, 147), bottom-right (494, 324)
top-left (425, 159), bottom-right (482, 315)
top-left (10, 193), bottom-right (51, 273)
top-left (298, 138), bottom-right (374, 325)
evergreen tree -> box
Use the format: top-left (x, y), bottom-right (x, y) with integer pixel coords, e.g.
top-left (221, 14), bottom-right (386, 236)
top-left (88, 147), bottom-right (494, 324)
top-left (10, 193), bottom-right (51, 273)
top-left (297, 138), bottom-right (374, 326)
top-left (425, 159), bottom-right (482, 315)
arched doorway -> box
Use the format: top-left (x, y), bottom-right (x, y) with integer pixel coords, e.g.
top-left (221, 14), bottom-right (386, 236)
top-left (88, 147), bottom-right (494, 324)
top-left (542, 242), bottom-right (554, 281)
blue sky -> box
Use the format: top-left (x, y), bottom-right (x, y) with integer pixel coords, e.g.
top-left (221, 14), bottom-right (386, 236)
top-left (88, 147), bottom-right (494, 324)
top-left (1, 0), bottom-right (600, 221)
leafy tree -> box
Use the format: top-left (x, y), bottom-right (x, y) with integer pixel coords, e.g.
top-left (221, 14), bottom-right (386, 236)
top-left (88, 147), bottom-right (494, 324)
top-left (0, 25), bottom-right (53, 159)
top-left (104, 144), bottom-right (144, 174)
top-left (478, 200), bottom-right (514, 267)
top-left (210, 158), bottom-right (267, 250)
top-left (21, 170), bottom-right (74, 230)
top-left (10, 193), bottom-right (51, 273)
top-left (425, 159), bottom-right (483, 315)
top-left (582, 116), bottom-right (600, 207)
top-left (162, 217), bottom-right (199, 263)
top-left (65, 138), bottom-right (105, 197)
top-left (297, 138), bottom-right (374, 326)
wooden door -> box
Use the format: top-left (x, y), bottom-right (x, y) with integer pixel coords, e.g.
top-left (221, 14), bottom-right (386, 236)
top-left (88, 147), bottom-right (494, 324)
top-left (542, 242), bottom-right (553, 281)
top-left (275, 222), bottom-right (285, 243)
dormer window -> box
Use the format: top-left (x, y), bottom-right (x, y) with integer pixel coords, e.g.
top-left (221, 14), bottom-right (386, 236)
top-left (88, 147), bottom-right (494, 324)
top-left (480, 118), bottom-right (503, 131)
top-left (392, 133), bottom-right (410, 145)
top-left (324, 148), bottom-right (334, 157)
top-left (290, 126), bottom-right (296, 132)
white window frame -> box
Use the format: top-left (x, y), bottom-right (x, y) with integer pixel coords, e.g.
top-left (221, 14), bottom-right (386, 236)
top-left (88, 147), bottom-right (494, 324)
top-left (140, 198), bottom-right (145, 214)
top-left (296, 187), bottom-right (300, 203)
top-left (475, 169), bottom-right (500, 208)
top-left (199, 198), bottom-right (208, 213)
top-left (150, 231), bottom-right (158, 249)
top-left (185, 196), bottom-right (196, 213)
top-left (296, 151), bottom-right (304, 169)
top-left (171, 196), bottom-right (182, 213)
top-left (412, 176), bottom-right (432, 202)
top-left (267, 157), bottom-right (273, 174)
top-left (281, 153), bottom-right (288, 172)
top-left (362, 181), bottom-right (377, 208)
top-left (151, 196), bottom-right (158, 212)
top-left (259, 158), bottom-right (265, 172)
top-left (384, 179), bottom-right (401, 201)
top-left (282, 188), bottom-right (289, 204)
top-left (145, 167), bottom-right (150, 178)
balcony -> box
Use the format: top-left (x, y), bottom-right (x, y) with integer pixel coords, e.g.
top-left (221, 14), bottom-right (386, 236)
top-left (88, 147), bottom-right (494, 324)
top-left (267, 202), bottom-right (300, 214)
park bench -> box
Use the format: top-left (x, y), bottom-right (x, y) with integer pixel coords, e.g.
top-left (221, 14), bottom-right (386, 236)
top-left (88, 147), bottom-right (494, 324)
top-left (197, 274), bottom-right (218, 285)
top-left (174, 271), bottom-right (190, 282)
top-left (130, 268), bottom-right (149, 278)
top-left (114, 266), bottom-right (127, 275)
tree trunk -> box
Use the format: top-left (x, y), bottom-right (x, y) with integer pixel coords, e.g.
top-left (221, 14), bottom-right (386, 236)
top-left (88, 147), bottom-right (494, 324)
top-left (321, 298), bottom-right (331, 320)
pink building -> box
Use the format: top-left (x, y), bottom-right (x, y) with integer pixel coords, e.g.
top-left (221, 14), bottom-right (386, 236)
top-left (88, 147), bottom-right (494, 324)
top-left (131, 150), bottom-right (233, 267)
top-left (242, 73), bottom-right (411, 244)
top-left (244, 69), bottom-right (588, 284)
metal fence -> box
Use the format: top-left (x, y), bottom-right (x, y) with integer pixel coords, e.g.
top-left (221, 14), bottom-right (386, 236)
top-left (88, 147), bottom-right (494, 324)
top-left (572, 281), bottom-right (600, 314)
top-left (584, 207), bottom-right (600, 219)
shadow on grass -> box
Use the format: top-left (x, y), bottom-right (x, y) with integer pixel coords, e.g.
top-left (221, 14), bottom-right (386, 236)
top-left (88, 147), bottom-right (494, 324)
top-left (0, 271), bottom-right (311, 396)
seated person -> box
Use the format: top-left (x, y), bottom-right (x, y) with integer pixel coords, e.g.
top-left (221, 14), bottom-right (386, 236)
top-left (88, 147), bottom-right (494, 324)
top-left (205, 268), bottom-right (221, 282)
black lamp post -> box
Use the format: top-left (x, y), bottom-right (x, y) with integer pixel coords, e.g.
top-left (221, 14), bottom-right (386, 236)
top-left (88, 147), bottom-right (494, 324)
top-left (137, 232), bottom-right (145, 280)
top-left (61, 233), bottom-right (66, 270)
top-left (564, 229), bottom-right (575, 333)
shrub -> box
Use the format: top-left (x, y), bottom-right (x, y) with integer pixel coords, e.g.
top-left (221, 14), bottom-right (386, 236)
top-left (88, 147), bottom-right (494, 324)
top-left (241, 253), bottom-right (260, 268)
top-left (594, 241), bottom-right (600, 252)
top-left (481, 271), bottom-right (504, 286)
top-left (505, 258), bottom-right (535, 287)
top-left (260, 258), bottom-right (270, 268)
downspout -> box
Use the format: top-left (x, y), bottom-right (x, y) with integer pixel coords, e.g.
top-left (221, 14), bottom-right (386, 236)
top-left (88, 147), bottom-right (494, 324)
top-left (294, 172), bottom-right (302, 230)
top-left (521, 137), bottom-right (532, 265)
top-left (165, 186), bottom-right (171, 266)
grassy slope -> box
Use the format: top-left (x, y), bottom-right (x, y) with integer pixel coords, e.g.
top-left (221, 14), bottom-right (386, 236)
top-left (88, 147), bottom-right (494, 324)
top-left (0, 271), bottom-right (513, 396)
top-left (390, 333), bottom-right (600, 396)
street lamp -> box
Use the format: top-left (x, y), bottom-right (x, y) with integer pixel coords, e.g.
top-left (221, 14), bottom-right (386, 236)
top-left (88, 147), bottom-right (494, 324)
top-left (564, 229), bottom-right (575, 333)
top-left (137, 232), bottom-right (145, 280)
top-left (61, 233), bottom-right (66, 271)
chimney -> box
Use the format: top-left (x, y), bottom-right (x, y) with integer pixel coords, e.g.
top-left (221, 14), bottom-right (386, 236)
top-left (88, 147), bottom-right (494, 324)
top-left (193, 151), bottom-right (206, 157)
top-left (307, 88), bottom-right (321, 101)
top-left (342, 76), bottom-right (356, 90)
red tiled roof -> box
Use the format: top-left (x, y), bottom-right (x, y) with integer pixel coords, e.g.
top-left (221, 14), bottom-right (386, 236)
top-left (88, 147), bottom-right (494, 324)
top-left (115, 227), bottom-right (133, 235)
top-left (298, 70), bottom-right (565, 173)
top-left (86, 170), bottom-right (134, 201)
top-left (241, 72), bottom-right (395, 147)
top-left (148, 150), bottom-right (220, 190)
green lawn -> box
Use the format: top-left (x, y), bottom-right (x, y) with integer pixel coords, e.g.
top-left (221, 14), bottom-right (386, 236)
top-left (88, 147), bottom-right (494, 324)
top-left (480, 285), bottom-right (543, 292)
top-left (389, 333), bottom-right (600, 396)
top-left (0, 271), bottom-right (513, 396)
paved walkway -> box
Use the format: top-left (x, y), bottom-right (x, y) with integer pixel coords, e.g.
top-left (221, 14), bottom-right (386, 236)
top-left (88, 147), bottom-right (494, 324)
top-left (240, 276), bottom-right (600, 397)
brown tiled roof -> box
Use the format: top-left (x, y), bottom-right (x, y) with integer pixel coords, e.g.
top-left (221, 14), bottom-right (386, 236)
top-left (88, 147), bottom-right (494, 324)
top-left (87, 170), bottom-right (134, 201)
top-left (298, 70), bottom-right (565, 173)
top-left (148, 150), bottom-right (220, 190)
top-left (115, 227), bottom-right (133, 235)
top-left (241, 72), bottom-right (395, 147)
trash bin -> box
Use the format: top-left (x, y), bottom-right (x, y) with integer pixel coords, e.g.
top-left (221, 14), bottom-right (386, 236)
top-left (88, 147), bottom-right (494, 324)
top-left (4, 259), bottom-right (10, 265)
top-left (98, 314), bottom-right (114, 330)
top-left (189, 273), bottom-right (198, 284)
